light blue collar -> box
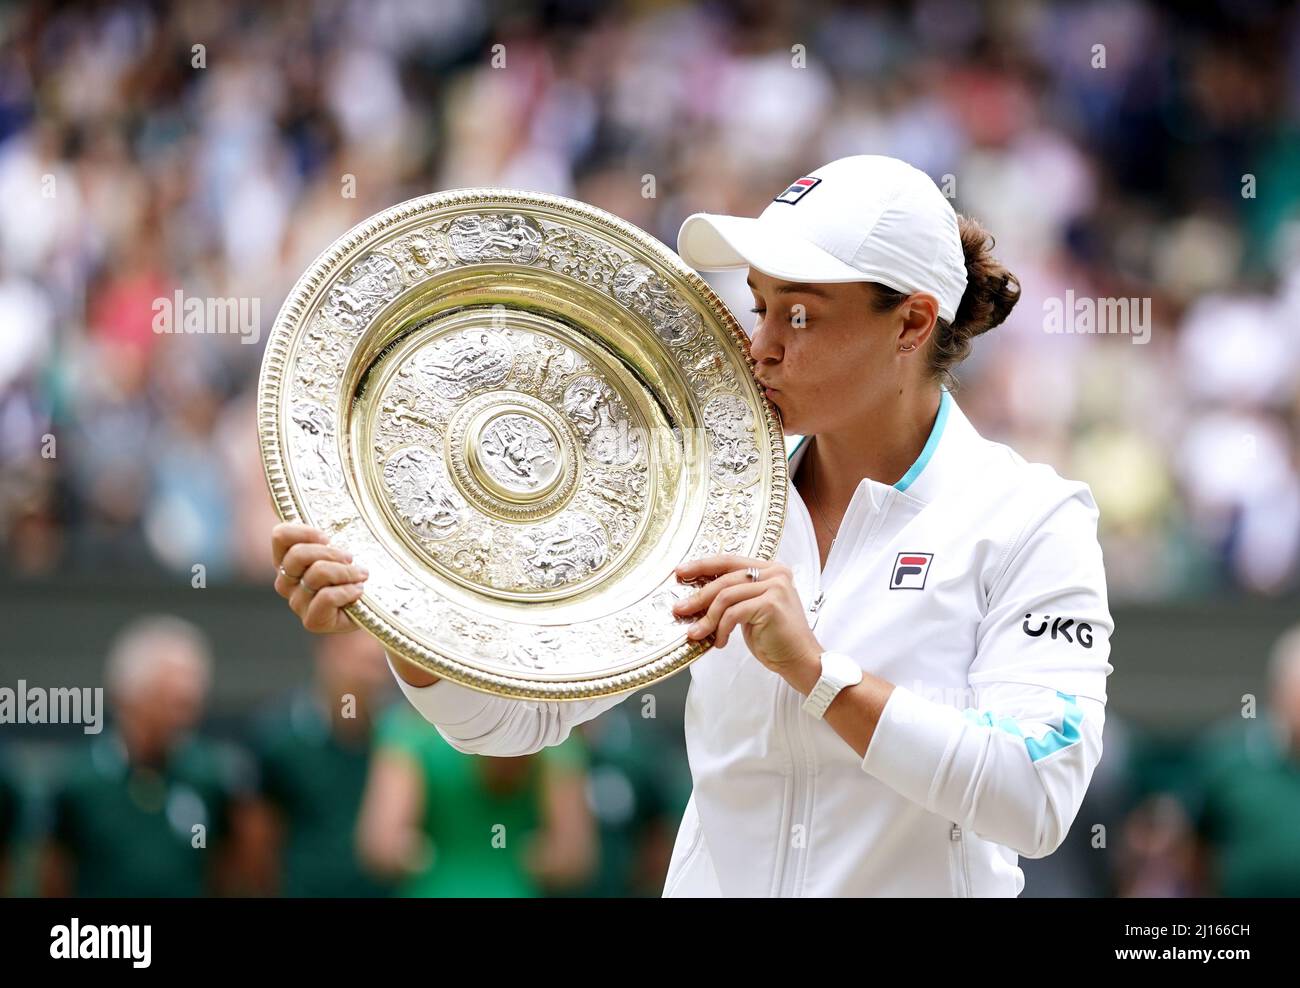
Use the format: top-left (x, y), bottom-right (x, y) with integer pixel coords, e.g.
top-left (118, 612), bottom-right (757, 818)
top-left (787, 386), bottom-right (952, 493)
top-left (893, 387), bottom-right (952, 492)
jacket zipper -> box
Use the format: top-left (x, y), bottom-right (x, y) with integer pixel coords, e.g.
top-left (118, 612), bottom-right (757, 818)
top-left (773, 581), bottom-right (825, 896)
top-left (809, 588), bottom-right (825, 627)
top-left (770, 514), bottom-right (826, 896)
top-left (777, 684), bottom-right (801, 897)
top-left (664, 802), bottom-right (705, 897)
top-left (774, 451), bottom-right (896, 896)
top-left (950, 823), bottom-right (973, 897)
top-left (773, 439), bottom-right (849, 896)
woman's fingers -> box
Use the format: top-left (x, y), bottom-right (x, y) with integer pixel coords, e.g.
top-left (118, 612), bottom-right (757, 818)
top-left (672, 564), bottom-right (773, 619)
top-left (275, 543), bottom-right (357, 598)
top-left (271, 523), bottom-right (337, 568)
top-left (714, 597), bottom-right (767, 648)
top-left (308, 583), bottom-right (367, 633)
top-left (301, 559), bottom-right (369, 592)
top-left (291, 581), bottom-right (365, 633)
top-left (675, 553), bottom-right (749, 581)
top-left (686, 580), bottom-right (767, 639)
top-left (270, 523), bottom-right (366, 634)
top-left (672, 570), bottom-right (736, 616)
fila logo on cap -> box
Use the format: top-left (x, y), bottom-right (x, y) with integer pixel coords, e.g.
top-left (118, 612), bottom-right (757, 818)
top-left (891, 552), bottom-right (933, 590)
top-left (773, 176), bottom-right (822, 205)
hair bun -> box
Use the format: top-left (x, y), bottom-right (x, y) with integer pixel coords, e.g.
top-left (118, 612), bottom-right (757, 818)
top-left (952, 214), bottom-right (1020, 340)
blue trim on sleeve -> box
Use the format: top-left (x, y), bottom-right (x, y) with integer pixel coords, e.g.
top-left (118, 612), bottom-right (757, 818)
top-left (893, 387), bottom-right (951, 493)
top-left (962, 690), bottom-right (1084, 763)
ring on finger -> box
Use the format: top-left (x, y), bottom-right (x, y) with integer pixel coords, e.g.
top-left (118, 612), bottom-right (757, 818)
top-left (746, 566), bottom-right (761, 582)
top-left (280, 565), bottom-right (301, 585)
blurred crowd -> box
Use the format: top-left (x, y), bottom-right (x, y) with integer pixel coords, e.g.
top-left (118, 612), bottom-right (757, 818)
top-left (0, 0), bottom-right (1299, 598)
top-left (0, 615), bottom-right (688, 898)
top-left (1, 611), bottom-right (1298, 898)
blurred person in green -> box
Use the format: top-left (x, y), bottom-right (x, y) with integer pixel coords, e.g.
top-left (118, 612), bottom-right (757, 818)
top-left (566, 701), bottom-right (692, 898)
top-left (244, 633), bottom-right (395, 897)
top-left (1113, 794), bottom-right (1200, 898)
top-left (41, 616), bottom-right (242, 897)
top-left (357, 700), bottom-right (596, 897)
top-left (1187, 624), bottom-right (1300, 896)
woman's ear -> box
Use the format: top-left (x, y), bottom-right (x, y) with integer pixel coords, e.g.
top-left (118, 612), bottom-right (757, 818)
top-left (899, 292), bottom-right (940, 350)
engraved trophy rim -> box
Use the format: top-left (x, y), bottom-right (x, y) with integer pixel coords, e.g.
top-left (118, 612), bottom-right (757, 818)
top-left (257, 188), bottom-right (788, 700)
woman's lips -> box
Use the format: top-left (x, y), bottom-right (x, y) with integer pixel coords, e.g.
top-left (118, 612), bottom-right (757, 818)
top-left (764, 387), bottom-right (779, 399)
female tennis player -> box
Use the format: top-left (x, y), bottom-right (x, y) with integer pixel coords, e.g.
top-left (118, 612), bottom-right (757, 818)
top-left (271, 154), bottom-right (1114, 897)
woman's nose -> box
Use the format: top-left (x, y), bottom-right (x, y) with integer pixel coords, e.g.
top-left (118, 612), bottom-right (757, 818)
top-left (748, 316), bottom-right (783, 362)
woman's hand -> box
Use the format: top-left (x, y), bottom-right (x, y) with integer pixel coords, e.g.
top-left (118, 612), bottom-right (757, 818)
top-left (671, 554), bottom-right (823, 675)
top-left (271, 522), bottom-right (369, 634)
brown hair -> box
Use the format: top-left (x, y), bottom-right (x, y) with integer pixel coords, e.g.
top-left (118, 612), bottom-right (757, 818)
top-left (866, 214), bottom-right (1021, 392)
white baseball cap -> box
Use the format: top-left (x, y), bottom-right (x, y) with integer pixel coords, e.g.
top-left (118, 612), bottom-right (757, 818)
top-left (677, 155), bottom-right (968, 323)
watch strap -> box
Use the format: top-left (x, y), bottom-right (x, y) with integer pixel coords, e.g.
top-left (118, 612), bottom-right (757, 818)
top-left (801, 651), bottom-right (863, 720)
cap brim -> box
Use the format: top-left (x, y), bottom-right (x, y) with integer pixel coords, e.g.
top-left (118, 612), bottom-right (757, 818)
top-left (677, 213), bottom-right (867, 283)
top-left (676, 211), bottom-right (868, 282)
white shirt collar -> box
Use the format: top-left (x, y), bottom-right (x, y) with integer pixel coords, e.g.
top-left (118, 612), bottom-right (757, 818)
top-left (785, 386), bottom-right (981, 507)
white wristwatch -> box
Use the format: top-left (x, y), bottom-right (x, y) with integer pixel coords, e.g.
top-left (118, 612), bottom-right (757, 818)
top-left (801, 651), bottom-right (863, 720)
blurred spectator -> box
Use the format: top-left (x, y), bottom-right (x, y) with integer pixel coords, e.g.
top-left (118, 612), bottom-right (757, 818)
top-left (564, 700), bottom-right (692, 898)
top-left (1113, 793), bottom-right (1201, 898)
top-left (357, 699), bottom-right (597, 897)
top-left (40, 615), bottom-right (245, 897)
top-left (1183, 624), bottom-right (1300, 896)
top-left (243, 633), bottom-right (396, 897)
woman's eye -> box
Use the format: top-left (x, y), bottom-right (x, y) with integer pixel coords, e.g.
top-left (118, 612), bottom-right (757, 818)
top-left (749, 306), bottom-right (765, 314)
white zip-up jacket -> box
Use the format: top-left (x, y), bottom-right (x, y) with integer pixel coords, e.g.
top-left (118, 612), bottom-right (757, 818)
top-left (386, 385), bottom-right (1115, 896)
